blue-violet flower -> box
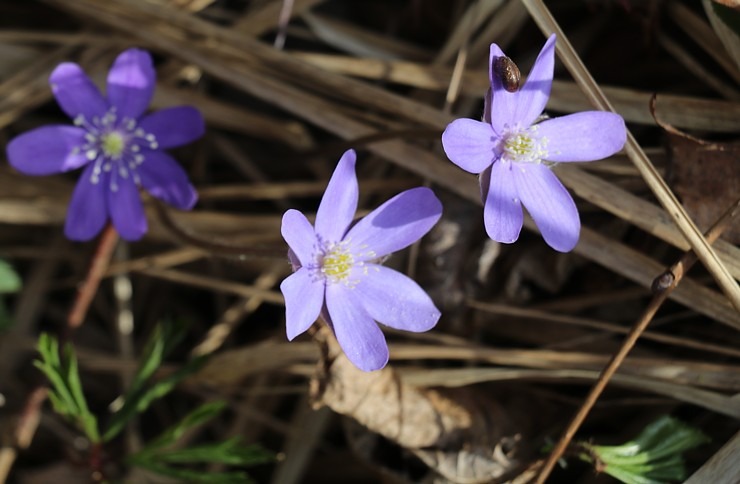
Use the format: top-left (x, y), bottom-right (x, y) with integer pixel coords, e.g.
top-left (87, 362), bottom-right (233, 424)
top-left (6, 48), bottom-right (204, 241)
top-left (280, 149), bottom-right (442, 372)
top-left (441, 34), bottom-right (626, 252)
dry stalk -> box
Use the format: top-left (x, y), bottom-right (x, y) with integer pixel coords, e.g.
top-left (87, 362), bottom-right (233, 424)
top-left (521, 0), bottom-right (740, 313)
top-left (536, 197), bottom-right (740, 483)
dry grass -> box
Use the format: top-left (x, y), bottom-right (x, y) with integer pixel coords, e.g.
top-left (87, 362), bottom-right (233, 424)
top-left (0, 1), bottom-right (738, 483)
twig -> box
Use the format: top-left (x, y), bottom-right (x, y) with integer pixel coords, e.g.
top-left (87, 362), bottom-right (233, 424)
top-left (152, 198), bottom-right (286, 259)
top-left (521, 0), bottom-right (740, 313)
top-left (0, 387), bottom-right (47, 481)
top-left (535, 197), bottom-right (740, 483)
top-left (65, 224), bottom-right (120, 336)
top-left (0, 225), bottom-right (120, 483)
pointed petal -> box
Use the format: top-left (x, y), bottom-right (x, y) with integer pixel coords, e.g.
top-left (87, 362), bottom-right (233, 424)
top-left (345, 187), bottom-right (442, 260)
top-left (281, 209), bottom-right (318, 267)
top-left (514, 34), bottom-right (556, 127)
top-left (358, 265), bottom-right (440, 332)
top-left (326, 284), bottom-right (389, 372)
top-left (7, 126), bottom-right (88, 175)
top-left (64, 164), bottom-right (109, 241)
top-left (280, 268), bottom-right (324, 340)
top-left (49, 63), bottom-right (108, 120)
top-left (138, 106), bottom-right (205, 149)
top-left (441, 119), bottom-right (498, 173)
top-left (108, 174), bottom-right (147, 241)
top-left (137, 150), bottom-right (197, 210)
top-left (537, 111), bottom-right (627, 162)
top-left (489, 34), bottom-right (556, 134)
top-left (315, 149), bottom-right (358, 242)
top-left (106, 48), bottom-right (156, 119)
top-left (513, 163), bottom-right (580, 252)
top-left (488, 43), bottom-right (519, 132)
top-left (484, 160), bottom-right (523, 243)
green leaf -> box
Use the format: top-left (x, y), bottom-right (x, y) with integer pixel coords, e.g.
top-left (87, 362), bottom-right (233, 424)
top-left (127, 398), bottom-right (272, 484)
top-left (127, 325), bottom-right (167, 398)
top-left (579, 416), bottom-right (709, 484)
top-left (0, 260), bottom-right (21, 294)
top-left (154, 438), bottom-right (274, 466)
top-left (103, 322), bottom-right (198, 442)
top-left (142, 401), bottom-right (228, 452)
top-left (33, 333), bottom-right (100, 442)
top-left (602, 466), bottom-right (665, 484)
top-left (103, 355), bottom-right (206, 442)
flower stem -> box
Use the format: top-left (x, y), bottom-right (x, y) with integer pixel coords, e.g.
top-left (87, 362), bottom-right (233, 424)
top-left (0, 224), bottom-right (120, 483)
top-left (65, 224), bottom-right (120, 336)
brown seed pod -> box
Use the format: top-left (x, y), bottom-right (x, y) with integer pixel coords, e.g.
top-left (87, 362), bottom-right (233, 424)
top-left (494, 56), bottom-right (521, 93)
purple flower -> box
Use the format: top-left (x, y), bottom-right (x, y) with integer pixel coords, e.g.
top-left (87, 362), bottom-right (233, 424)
top-left (441, 34), bottom-right (626, 252)
top-left (6, 48), bottom-right (204, 241)
top-left (280, 150), bottom-right (442, 372)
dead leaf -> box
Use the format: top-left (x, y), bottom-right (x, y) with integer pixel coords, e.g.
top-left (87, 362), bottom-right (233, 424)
top-left (667, 135), bottom-right (740, 244)
top-left (309, 325), bottom-right (531, 482)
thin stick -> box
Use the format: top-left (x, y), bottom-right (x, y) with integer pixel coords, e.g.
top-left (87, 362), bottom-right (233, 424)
top-left (65, 224), bottom-right (120, 333)
top-left (0, 225), bottom-right (120, 483)
top-left (535, 197), bottom-right (740, 483)
top-left (521, 0), bottom-right (740, 313)
top-left (152, 199), bottom-right (286, 259)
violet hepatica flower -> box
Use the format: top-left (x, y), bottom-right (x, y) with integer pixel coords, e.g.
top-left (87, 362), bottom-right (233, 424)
top-left (441, 34), bottom-right (626, 252)
top-left (6, 48), bottom-right (204, 241)
top-left (280, 149), bottom-right (442, 372)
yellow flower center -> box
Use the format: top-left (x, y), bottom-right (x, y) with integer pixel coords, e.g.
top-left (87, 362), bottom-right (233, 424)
top-left (320, 243), bottom-right (354, 283)
top-left (101, 132), bottom-right (125, 158)
top-left (503, 127), bottom-right (548, 164)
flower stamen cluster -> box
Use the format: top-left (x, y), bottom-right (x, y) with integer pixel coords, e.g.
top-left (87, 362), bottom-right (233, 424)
top-left (318, 241), bottom-right (357, 284)
top-left (71, 108), bottom-right (159, 190)
top-left (502, 126), bottom-right (549, 165)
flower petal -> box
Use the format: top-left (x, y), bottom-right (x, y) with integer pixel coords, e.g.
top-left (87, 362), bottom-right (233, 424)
top-left (315, 149), bottom-right (358, 242)
top-left (512, 163), bottom-right (580, 252)
top-left (106, 48), bottom-right (156, 120)
top-left (538, 111), bottom-right (627, 162)
top-left (6, 126), bottom-right (89, 175)
top-left (64, 164), bottom-right (109, 241)
top-left (138, 106), bottom-right (205, 149)
top-left (489, 34), bottom-right (556, 134)
top-left (326, 284), bottom-right (389, 372)
top-left (49, 63), bottom-right (108, 120)
top-left (358, 265), bottom-right (440, 332)
top-left (441, 119), bottom-right (498, 173)
top-left (345, 187), bottom-right (442, 260)
top-left (137, 150), bottom-right (197, 210)
top-left (484, 160), bottom-right (523, 243)
top-left (515, 34), bottom-right (556, 127)
top-left (280, 268), bottom-right (324, 340)
top-left (108, 174), bottom-right (147, 241)
top-left (488, 43), bottom-right (519, 132)
top-left (281, 209), bottom-right (318, 267)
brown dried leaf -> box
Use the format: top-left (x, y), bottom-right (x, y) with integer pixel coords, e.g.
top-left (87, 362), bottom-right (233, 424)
top-left (668, 135), bottom-right (740, 244)
top-left (309, 326), bottom-right (529, 482)
top-left (711, 0), bottom-right (740, 10)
